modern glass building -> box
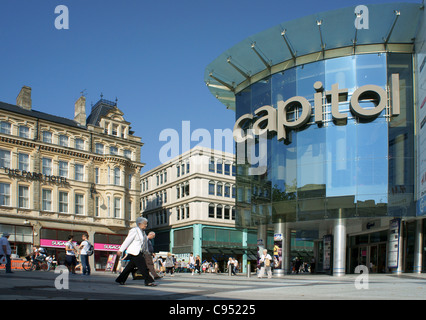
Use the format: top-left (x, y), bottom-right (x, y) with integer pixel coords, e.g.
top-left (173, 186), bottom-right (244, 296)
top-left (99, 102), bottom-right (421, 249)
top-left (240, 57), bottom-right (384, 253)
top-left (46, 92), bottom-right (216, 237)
top-left (205, 2), bottom-right (426, 275)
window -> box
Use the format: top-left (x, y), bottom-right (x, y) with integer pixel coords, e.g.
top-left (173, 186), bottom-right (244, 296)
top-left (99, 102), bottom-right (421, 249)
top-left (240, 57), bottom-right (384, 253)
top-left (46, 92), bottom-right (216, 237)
top-left (18, 185), bottom-right (29, 208)
top-left (232, 164), bottom-right (236, 177)
top-left (42, 158), bottom-right (52, 175)
top-left (208, 181), bottom-right (215, 195)
top-left (59, 191), bottom-right (68, 213)
top-left (216, 205), bottom-right (223, 219)
top-left (59, 161), bottom-right (68, 178)
top-left (176, 185), bottom-right (180, 199)
top-left (75, 194), bottom-right (84, 215)
top-left (232, 208), bottom-right (236, 220)
top-left (112, 124), bottom-right (118, 136)
top-left (186, 161), bottom-right (190, 174)
top-left (114, 197), bottom-right (121, 218)
top-left (224, 184), bottom-right (230, 197)
top-left (18, 153), bottom-right (29, 171)
top-left (19, 126), bottom-right (30, 139)
top-left (186, 205), bottom-right (190, 219)
top-left (177, 207), bottom-right (180, 220)
top-left (0, 121), bottom-right (11, 134)
top-left (208, 204), bottom-right (215, 218)
top-left (75, 164), bottom-right (84, 181)
top-left (95, 196), bottom-right (100, 216)
top-left (225, 163), bottom-right (230, 175)
top-left (224, 206), bottom-right (230, 219)
top-left (95, 143), bottom-right (104, 155)
top-left (217, 160), bottom-right (223, 174)
top-left (110, 146), bottom-right (118, 155)
top-left (114, 167), bottom-right (120, 185)
top-left (209, 158), bottom-right (215, 172)
top-left (232, 185), bottom-right (236, 199)
top-left (177, 164), bottom-right (180, 177)
top-left (59, 135), bottom-right (69, 147)
top-left (0, 183), bottom-right (10, 206)
top-left (95, 167), bottom-right (99, 184)
top-left (107, 196), bottom-right (111, 216)
top-left (75, 138), bottom-right (84, 150)
top-left (128, 174), bottom-right (132, 189)
top-left (42, 189), bottom-right (52, 211)
top-left (0, 149), bottom-right (11, 168)
top-left (217, 182), bottom-right (223, 197)
top-left (42, 131), bottom-right (52, 143)
top-left (124, 149), bottom-right (132, 159)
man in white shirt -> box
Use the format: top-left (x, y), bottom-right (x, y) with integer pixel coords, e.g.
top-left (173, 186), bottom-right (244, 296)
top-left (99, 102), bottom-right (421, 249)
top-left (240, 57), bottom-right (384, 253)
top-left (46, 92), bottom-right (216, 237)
top-left (65, 235), bottom-right (77, 274)
top-left (115, 217), bottom-right (156, 286)
top-left (0, 232), bottom-right (12, 273)
top-left (78, 233), bottom-right (91, 276)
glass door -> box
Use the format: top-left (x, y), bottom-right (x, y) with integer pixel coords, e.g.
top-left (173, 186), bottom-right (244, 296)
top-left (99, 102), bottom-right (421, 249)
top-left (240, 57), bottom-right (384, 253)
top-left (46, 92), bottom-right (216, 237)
top-left (369, 245), bottom-right (378, 273)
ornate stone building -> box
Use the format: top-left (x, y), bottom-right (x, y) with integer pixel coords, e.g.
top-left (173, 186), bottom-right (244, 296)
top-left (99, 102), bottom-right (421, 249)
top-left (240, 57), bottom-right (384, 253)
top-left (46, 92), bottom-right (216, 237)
top-left (0, 86), bottom-right (144, 270)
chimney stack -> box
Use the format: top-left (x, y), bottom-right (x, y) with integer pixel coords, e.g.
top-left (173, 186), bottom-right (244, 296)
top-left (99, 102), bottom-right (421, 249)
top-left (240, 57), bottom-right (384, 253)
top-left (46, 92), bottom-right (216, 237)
top-left (16, 86), bottom-right (32, 110)
top-left (74, 95), bottom-right (87, 126)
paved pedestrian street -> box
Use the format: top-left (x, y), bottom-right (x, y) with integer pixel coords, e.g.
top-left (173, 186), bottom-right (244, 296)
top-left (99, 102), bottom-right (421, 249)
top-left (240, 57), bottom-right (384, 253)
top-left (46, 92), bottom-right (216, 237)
top-left (0, 270), bottom-right (426, 301)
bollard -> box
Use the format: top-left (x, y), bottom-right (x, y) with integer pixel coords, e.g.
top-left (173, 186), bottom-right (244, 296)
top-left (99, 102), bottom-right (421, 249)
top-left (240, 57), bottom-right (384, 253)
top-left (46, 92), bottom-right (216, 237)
top-left (228, 266), bottom-right (232, 276)
top-left (247, 262), bottom-right (251, 278)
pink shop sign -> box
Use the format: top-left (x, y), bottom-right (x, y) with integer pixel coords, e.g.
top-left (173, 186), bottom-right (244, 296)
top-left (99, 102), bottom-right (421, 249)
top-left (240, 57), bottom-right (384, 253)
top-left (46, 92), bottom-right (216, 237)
top-left (94, 243), bottom-right (121, 252)
top-left (40, 239), bottom-right (77, 248)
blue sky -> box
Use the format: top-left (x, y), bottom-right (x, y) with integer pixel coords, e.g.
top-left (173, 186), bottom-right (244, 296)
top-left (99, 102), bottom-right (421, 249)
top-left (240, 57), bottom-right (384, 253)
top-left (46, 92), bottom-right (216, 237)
top-left (0, 0), bottom-right (417, 172)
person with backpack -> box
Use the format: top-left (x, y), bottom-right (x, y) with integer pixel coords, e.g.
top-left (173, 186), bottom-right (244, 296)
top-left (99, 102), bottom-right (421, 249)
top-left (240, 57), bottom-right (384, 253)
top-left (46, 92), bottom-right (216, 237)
top-left (78, 233), bottom-right (92, 276)
top-left (258, 249), bottom-right (272, 279)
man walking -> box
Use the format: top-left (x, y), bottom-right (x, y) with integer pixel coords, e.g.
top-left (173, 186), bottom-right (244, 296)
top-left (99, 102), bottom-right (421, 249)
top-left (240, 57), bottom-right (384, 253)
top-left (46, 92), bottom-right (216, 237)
top-left (0, 232), bottom-right (12, 273)
top-left (144, 231), bottom-right (161, 279)
top-left (115, 217), bottom-right (156, 286)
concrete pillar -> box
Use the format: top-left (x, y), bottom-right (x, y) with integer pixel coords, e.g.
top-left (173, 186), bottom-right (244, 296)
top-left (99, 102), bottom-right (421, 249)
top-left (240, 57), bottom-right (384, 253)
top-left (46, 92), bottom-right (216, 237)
top-left (396, 221), bottom-right (404, 274)
top-left (333, 218), bottom-right (346, 277)
top-left (414, 219), bottom-right (423, 274)
top-left (193, 224), bottom-right (202, 260)
top-left (170, 228), bottom-right (174, 253)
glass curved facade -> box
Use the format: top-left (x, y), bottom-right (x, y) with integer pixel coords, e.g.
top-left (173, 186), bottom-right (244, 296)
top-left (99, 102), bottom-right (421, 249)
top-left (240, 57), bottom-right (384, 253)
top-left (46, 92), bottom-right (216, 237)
top-left (235, 53), bottom-right (415, 228)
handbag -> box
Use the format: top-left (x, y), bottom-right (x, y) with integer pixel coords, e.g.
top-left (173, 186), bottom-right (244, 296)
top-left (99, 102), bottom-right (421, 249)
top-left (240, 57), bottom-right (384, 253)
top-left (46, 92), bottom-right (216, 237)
top-left (0, 255), bottom-right (7, 264)
top-left (265, 257), bottom-right (270, 267)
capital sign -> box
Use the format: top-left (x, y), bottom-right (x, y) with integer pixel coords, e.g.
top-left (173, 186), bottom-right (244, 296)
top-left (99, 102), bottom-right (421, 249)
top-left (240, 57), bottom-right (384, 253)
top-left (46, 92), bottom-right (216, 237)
top-left (234, 74), bottom-right (400, 144)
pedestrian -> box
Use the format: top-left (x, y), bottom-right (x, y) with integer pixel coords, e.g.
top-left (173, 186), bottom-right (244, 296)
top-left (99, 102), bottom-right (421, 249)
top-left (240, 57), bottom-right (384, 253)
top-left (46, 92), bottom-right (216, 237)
top-left (115, 217), bottom-right (156, 286)
top-left (78, 233), bottom-right (91, 275)
top-left (310, 257), bottom-right (316, 274)
top-left (65, 235), bottom-right (78, 274)
top-left (258, 249), bottom-right (272, 279)
top-left (233, 258), bottom-right (239, 274)
top-left (195, 255), bottom-right (201, 275)
top-left (144, 231), bottom-right (162, 279)
top-left (0, 232), bottom-right (12, 274)
top-left (165, 252), bottom-right (175, 276)
top-left (189, 252), bottom-right (196, 275)
top-left (295, 257), bottom-right (302, 274)
top-left (227, 257), bottom-right (236, 275)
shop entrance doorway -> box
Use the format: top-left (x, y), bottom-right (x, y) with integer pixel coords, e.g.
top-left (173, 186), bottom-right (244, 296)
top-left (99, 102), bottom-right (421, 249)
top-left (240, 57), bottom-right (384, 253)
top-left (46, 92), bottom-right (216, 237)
top-left (350, 243), bottom-right (387, 273)
top-left (349, 230), bottom-right (388, 274)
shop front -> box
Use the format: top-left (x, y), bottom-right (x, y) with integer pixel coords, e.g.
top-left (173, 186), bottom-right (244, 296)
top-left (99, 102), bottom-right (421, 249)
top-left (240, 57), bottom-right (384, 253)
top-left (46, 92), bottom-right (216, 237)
top-left (40, 228), bottom-right (86, 264)
top-left (93, 233), bottom-right (125, 270)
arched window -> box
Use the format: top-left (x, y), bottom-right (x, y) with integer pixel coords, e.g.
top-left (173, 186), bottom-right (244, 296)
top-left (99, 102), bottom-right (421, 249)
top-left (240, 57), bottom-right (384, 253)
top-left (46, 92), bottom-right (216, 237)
top-left (208, 204), bottom-right (215, 218)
